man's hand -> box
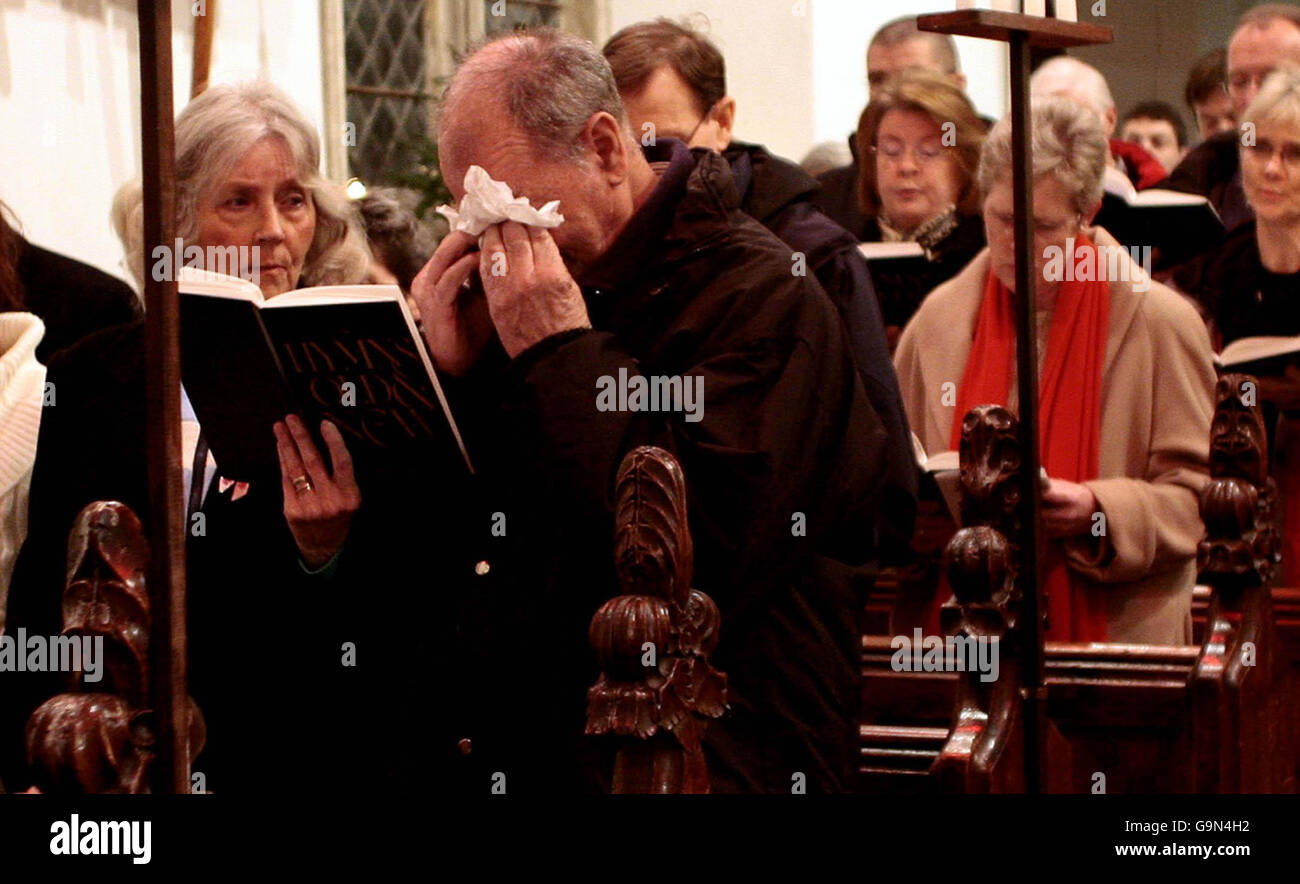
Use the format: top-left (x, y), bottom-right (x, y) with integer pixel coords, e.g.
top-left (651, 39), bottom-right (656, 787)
top-left (412, 230), bottom-right (496, 375)
top-left (274, 416), bottom-right (361, 569)
top-left (1042, 477), bottom-right (1098, 539)
top-left (1257, 365), bottom-right (1300, 412)
top-left (478, 221), bottom-right (590, 358)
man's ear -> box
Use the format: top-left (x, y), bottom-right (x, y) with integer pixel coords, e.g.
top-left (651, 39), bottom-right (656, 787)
top-left (584, 112), bottom-right (629, 185)
top-left (1103, 106), bottom-right (1118, 139)
top-left (708, 97), bottom-right (737, 151)
top-left (1082, 199), bottom-right (1102, 227)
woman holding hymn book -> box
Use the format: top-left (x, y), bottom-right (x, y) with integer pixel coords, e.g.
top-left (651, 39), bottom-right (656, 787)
top-left (1170, 65), bottom-right (1300, 582)
top-left (894, 98), bottom-right (1216, 646)
top-left (4, 81), bottom-right (454, 794)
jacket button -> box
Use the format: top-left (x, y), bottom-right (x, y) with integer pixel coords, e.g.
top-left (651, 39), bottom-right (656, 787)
top-left (458, 738), bottom-right (473, 755)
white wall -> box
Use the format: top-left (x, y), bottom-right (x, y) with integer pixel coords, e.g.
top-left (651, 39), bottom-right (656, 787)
top-left (0, 0), bottom-right (325, 286)
top-left (811, 0), bottom-right (1008, 148)
top-left (608, 0), bottom-right (1008, 163)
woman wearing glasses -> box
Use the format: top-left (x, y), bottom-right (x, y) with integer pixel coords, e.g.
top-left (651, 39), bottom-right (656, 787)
top-left (895, 98), bottom-right (1216, 644)
top-left (855, 69), bottom-right (987, 349)
top-left (1171, 65), bottom-right (1300, 582)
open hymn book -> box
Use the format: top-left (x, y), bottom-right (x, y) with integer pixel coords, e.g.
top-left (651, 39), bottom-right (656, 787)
top-left (1215, 336), bottom-right (1300, 377)
top-left (177, 267), bottom-right (472, 484)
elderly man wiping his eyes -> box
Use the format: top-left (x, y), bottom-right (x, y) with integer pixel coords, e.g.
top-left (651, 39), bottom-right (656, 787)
top-left (416, 29), bottom-right (890, 794)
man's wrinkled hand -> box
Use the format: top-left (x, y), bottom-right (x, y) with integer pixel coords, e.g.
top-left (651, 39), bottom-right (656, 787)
top-left (478, 221), bottom-right (590, 358)
top-left (412, 230), bottom-right (496, 375)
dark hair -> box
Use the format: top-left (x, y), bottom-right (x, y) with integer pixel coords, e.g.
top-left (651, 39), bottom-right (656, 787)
top-left (356, 188), bottom-right (435, 292)
top-left (1185, 48), bottom-right (1228, 109)
top-left (1238, 4), bottom-right (1300, 33)
top-left (1122, 100), bottom-right (1189, 147)
top-left (602, 18), bottom-right (726, 117)
top-left (0, 204), bottom-right (24, 312)
top-left (869, 16), bottom-right (960, 76)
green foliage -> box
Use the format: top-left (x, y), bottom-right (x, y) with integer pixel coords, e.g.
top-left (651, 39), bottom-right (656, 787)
top-left (390, 134), bottom-right (454, 221)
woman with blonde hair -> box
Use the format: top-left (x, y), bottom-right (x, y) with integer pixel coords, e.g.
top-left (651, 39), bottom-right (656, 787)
top-left (854, 68), bottom-right (988, 347)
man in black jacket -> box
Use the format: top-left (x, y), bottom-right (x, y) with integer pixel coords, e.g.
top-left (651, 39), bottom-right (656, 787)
top-left (1165, 5), bottom-right (1300, 233)
top-left (419, 29), bottom-right (889, 793)
top-left (603, 18), bottom-right (916, 562)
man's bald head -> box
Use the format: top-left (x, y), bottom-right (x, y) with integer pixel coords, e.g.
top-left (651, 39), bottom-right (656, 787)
top-left (1030, 56), bottom-right (1117, 137)
top-left (1229, 5), bottom-right (1300, 117)
top-left (438, 30), bottom-right (634, 163)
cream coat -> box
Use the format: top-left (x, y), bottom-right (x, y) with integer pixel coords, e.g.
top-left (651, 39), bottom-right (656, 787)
top-left (894, 229), bottom-right (1216, 644)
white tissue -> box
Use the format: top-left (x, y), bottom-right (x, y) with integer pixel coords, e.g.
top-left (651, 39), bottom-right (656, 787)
top-left (435, 165), bottom-right (564, 236)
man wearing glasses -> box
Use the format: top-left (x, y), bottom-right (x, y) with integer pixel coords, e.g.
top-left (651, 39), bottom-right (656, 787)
top-left (603, 18), bottom-right (918, 573)
top-left (1166, 4), bottom-right (1300, 232)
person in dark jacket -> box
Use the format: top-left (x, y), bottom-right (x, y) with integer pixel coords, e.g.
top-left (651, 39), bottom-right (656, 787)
top-left (1165, 5), bottom-right (1300, 233)
top-left (418, 30), bottom-right (889, 793)
top-left (1, 207), bottom-right (140, 362)
top-left (603, 17), bottom-right (916, 562)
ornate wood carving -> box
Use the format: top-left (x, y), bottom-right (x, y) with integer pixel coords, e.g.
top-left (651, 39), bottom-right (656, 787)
top-left (24, 502), bottom-right (204, 794)
top-left (1194, 374), bottom-right (1284, 792)
top-left (585, 446), bottom-right (726, 793)
top-left (933, 405), bottom-right (1024, 793)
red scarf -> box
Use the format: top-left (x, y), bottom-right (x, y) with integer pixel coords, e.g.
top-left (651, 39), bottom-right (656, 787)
top-left (948, 235), bottom-right (1111, 642)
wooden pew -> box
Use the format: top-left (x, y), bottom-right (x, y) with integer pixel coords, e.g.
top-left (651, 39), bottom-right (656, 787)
top-left (861, 380), bottom-right (1296, 793)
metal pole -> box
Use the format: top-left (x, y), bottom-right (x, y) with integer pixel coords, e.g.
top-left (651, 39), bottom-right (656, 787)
top-left (1008, 33), bottom-right (1046, 796)
top-left (138, 0), bottom-right (189, 795)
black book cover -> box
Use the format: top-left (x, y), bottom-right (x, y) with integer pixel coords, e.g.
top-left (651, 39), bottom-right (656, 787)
top-left (179, 281), bottom-right (470, 485)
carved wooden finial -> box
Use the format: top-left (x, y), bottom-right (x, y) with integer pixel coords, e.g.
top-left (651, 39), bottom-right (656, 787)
top-left (25, 502), bottom-right (203, 794)
top-left (586, 446), bottom-right (726, 793)
top-left (933, 408), bottom-right (1022, 792)
top-left (1199, 374), bottom-right (1281, 585)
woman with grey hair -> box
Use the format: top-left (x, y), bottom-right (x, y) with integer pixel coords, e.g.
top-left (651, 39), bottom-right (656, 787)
top-left (894, 97), bottom-right (1216, 645)
top-left (110, 80), bottom-right (369, 568)
top-left (1171, 64), bottom-right (1300, 583)
top-left (6, 82), bottom-right (381, 792)
top-left (114, 80), bottom-right (369, 295)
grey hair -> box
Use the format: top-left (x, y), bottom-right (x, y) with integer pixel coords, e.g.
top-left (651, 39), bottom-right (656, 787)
top-left (978, 97), bottom-right (1108, 217)
top-left (112, 80), bottom-right (370, 291)
top-left (1030, 56), bottom-right (1115, 117)
top-left (1242, 63), bottom-right (1300, 133)
top-left (437, 28), bottom-right (634, 161)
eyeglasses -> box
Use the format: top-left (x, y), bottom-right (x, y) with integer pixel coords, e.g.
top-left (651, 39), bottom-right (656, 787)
top-left (987, 210), bottom-right (1081, 239)
top-left (681, 99), bottom-right (719, 145)
top-left (871, 139), bottom-right (946, 166)
top-left (1241, 137), bottom-right (1300, 173)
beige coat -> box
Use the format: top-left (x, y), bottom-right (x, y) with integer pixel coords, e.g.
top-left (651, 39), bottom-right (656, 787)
top-left (894, 229), bottom-right (1216, 644)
